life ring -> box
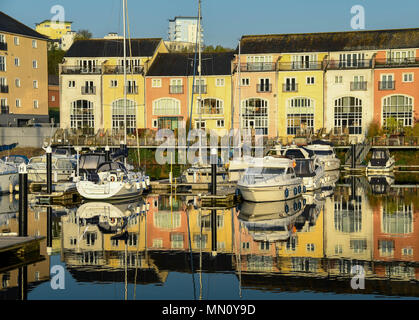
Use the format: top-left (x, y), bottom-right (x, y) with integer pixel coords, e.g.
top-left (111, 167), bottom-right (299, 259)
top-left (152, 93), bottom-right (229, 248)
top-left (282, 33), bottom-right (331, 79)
top-left (108, 174), bottom-right (117, 182)
top-left (109, 218), bottom-right (117, 227)
top-left (285, 188), bottom-right (289, 198)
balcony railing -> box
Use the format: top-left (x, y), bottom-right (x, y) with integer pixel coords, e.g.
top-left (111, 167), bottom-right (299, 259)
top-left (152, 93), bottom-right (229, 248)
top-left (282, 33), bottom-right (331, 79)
top-left (278, 61), bottom-right (322, 71)
top-left (257, 83), bottom-right (272, 92)
top-left (170, 85), bottom-right (184, 94)
top-left (199, 107), bottom-right (224, 115)
top-left (327, 59), bottom-right (372, 70)
top-left (81, 86), bottom-right (96, 95)
top-left (350, 81), bottom-right (367, 91)
top-left (282, 83), bottom-right (298, 92)
top-left (375, 57), bottom-right (419, 68)
top-left (193, 85), bottom-right (207, 94)
top-left (236, 62), bottom-right (276, 72)
top-left (0, 42), bottom-right (7, 51)
top-left (61, 66), bottom-right (102, 74)
top-left (379, 81), bottom-right (395, 90)
top-left (104, 65), bottom-right (143, 74)
top-left (0, 85), bottom-right (8, 93)
top-left (126, 86), bottom-right (138, 94)
top-left (0, 105), bottom-right (9, 114)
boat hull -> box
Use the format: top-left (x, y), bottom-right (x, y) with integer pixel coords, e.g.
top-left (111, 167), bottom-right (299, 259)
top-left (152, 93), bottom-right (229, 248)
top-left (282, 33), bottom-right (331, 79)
top-left (237, 182), bottom-right (303, 202)
top-left (0, 173), bottom-right (18, 194)
top-left (76, 180), bottom-right (143, 201)
top-left (28, 169), bottom-right (74, 183)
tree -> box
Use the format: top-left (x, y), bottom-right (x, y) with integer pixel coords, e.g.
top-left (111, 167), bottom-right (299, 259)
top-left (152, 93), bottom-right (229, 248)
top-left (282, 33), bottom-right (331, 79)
top-left (48, 47), bottom-right (66, 76)
top-left (203, 45), bottom-right (232, 52)
top-left (366, 120), bottom-right (382, 138)
top-left (74, 29), bottom-right (92, 41)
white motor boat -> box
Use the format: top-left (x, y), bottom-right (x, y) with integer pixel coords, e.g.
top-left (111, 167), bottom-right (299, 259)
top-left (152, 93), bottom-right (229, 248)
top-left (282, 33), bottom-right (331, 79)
top-left (304, 142), bottom-right (341, 171)
top-left (27, 154), bottom-right (76, 182)
top-left (0, 160), bottom-right (18, 194)
top-left (366, 148), bottom-right (395, 174)
top-left (237, 156), bottom-right (303, 202)
top-left (293, 157), bottom-right (325, 191)
top-left (76, 161), bottom-right (145, 201)
top-left (238, 198), bottom-right (305, 242)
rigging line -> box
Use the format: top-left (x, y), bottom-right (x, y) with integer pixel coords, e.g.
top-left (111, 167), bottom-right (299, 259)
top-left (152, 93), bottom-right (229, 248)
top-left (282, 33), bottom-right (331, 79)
top-left (186, 208), bottom-right (197, 300)
top-left (133, 212), bottom-right (141, 300)
top-left (124, 238), bottom-right (128, 300)
top-left (199, 208), bottom-right (203, 300)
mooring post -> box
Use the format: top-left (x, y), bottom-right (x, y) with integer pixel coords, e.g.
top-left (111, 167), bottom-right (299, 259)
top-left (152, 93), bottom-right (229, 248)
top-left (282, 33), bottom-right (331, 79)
top-left (18, 163), bottom-right (28, 237)
top-left (17, 266), bottom-right (28, 300)
top-left (211, 209), bottom-right (217, 256)
top-left (351, 143), bottom-right (356, 169)
top-left (47, 206), bottom-right (52, 255)
top-left (74, 146), bottom-right (82, 180)
top-left (46, 146), bottom-right (52, 194)
top-left (210, 148), bottom-right (217, 195)
top-left (105, 145), bottom-right (110, 162)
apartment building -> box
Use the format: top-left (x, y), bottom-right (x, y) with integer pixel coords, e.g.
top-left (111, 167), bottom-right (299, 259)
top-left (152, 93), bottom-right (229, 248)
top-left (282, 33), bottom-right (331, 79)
top-left (168, 16), bottom-right (203, 47)
top-left (0, 11), bottom-right (49, 126)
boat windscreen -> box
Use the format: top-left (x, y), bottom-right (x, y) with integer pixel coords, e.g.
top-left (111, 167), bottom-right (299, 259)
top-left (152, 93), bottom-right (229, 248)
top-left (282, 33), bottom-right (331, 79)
top-left (247, 167), bottom-right (285, 175)
top-left (285, 149), bottom-right (305, 159)
top-left (372, 150), bottom-right (387, 159)
top-left (312, 150), bottom-right (333, 156)
top-left (294, 160), bottom-right (313, 176)
top-left (79, 155), bottom-right (105, 170)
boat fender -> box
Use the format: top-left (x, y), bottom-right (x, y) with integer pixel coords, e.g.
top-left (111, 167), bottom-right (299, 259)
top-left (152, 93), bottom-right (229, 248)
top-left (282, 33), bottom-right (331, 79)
top-left (124, 183), bottom-right (132, 190)
top-left (108, 174), bottom-right (117, 182)
top-left (109, 218), bottom-right (117, 227)
top-left (285, 204), bottom-right (289, 213)
top-left (285, 188), bottom-right (289, 198)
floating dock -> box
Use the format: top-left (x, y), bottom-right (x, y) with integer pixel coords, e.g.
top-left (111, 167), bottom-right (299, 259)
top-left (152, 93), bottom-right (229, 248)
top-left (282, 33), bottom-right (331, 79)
top-left (0, 236), bottom-right (44, 256)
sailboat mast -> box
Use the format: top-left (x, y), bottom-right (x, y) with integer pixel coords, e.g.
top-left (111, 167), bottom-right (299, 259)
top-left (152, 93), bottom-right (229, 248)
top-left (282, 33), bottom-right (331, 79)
top-left (198, 0), bottom-right (202, 162)
top-left (123, 0), bottom-right (127, 147)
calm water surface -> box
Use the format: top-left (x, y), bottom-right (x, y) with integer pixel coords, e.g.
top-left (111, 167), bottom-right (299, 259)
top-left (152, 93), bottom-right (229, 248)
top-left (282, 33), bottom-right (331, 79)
top-left (1, 172), bottom-right (418, 300)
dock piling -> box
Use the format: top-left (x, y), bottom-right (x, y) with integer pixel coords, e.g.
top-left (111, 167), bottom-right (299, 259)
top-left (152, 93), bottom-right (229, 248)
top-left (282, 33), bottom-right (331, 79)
top-left (18, 163), bottom-right (28, 237)
top-left (210, 148), bottom-right (217, 195)
top-left (211, 209), bottom-right (217, 255)
top-left (47, 206), bottom-right (52, 255)
top-left (46, 146), bottom-right (52, 194)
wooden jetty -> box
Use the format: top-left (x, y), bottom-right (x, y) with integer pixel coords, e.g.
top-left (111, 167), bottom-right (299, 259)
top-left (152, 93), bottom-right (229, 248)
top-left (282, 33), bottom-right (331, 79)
top-left (150, 178), bottom-right (237, 192)
top-left (0, 236), bottom-right (45, 257)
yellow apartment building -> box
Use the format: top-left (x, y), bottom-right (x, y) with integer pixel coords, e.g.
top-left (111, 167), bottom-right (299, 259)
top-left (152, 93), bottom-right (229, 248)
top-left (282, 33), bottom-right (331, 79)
top-left (35, 20), bottom-right (72, 40)
top-left (0, 11), bottom-right (49, 126)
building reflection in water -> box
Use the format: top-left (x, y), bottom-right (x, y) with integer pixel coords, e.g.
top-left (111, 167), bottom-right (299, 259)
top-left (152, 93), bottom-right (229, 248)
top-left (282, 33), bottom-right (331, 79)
top-left (2, 172), bottom-right (418, 299)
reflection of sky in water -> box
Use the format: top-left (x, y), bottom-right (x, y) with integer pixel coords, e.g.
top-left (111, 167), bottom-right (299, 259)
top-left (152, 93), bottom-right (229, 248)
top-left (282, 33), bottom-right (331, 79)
top-left (1, 174), bottom-right (419, 300)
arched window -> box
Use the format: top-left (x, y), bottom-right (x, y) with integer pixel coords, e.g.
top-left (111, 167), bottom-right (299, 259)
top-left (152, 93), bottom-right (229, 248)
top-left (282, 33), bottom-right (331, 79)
top-left (334, 194), bottom-right (362, 233)
top-left (153, 98), bottom-right (180, 115)
top-left (382, 95), bottom-right (413, 128)
top-left (70, 100), bottom-right (94, 132)
top-left (287, 97), bottom-right (314, 135)
top-left (198, 98), bottom-right (223, 115)
top-left (112, 99), bottom-right (136, 134)
top-left (382, 202), bottom-right (412, 234)
top-left (241, 98), bottom-right (268, 135)
top-left (334, 97), bottom-right (362, 135)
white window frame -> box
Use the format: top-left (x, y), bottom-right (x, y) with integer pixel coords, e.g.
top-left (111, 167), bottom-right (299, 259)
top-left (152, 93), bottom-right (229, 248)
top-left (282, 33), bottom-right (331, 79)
top-left (306, 76), bottom-right (315, 85)
top-left (152, 98), bottom-right (181, 116)
top-left (216, 119), bottom-right (225, 128)
top-left (195, 120), bottom-right (206, 129)
top-left (335, 75), bottom-right (343, 84)
top-left (402, 73), bottom-right (414, 83)
top-left (152, 78), bottom-right (162, 88)
top-left (241, 78), bottom-right (250, 86)
top-left (33, 80), bottom-right (38, 88)
top-left (68, 80), bottom-right (75, 88)
top-left (14, 36), bottom-right (19, 45)
top-left (51, 95), bottom-right (55, 102)
top-left (15, 78), bottom-right (20, 88)
top-left (14, 57), bottom-right (20, 67)
top-left (33, 100), bottom-right (38, 109)
top-left (215, 78), bottom-right (225, 87)
top-left (32, 40), bottom-right (37, 48)
top-left (110, 79), bottom-right (118, 88)
top-left (152, 119), bottom-right (158, 128)
top-left (32, 60), bottom-right (38, 69)
top-left (0, 56), bottom-right (6, 71)
top-left (16, 99), bottom-right (21, 108)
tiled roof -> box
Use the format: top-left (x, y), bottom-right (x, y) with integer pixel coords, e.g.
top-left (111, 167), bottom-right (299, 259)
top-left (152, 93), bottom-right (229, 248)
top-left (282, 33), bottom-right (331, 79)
top-left (240, 28), bottom-right (419, 54)
top-left (65, 38), bottom-right (162, 58)
top-left (146, 51), bottom-right (235, 76)
top-left (0, 11), bottom-right (49, 40)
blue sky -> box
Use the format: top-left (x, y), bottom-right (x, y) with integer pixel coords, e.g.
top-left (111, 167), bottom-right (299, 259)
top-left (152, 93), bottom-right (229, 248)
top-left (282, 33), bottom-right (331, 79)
top-left (1, 0), bottom-right (419, 48)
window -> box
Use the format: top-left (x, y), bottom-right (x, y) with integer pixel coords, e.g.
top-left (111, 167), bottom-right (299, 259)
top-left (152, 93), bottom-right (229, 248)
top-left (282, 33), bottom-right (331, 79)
top-left (128, 233), bottom-right (137, 246)
top-left (380, 74), bottom-right (394, 90)
top-left (242, 242), bottom-right (250, 250)
top-left (335, 75), bottom-right (343, 84)
top-left (334, 244), bottom-right (343, 254)
top-left (198, 98), bottom-right (223, 114)
top-left (334, 97), bottom-right (363, 134)
top-left (15, 78), bottom-right (20, 87)
top-left (0, 34), bottom-right (5, 44)
top-left (334, 194), bottom-right (362, 232)
top-left (33, 80), bottom-right (38, 88)
top-left (241, 78), bottom-right (250, 86)
top-left (241, 98), bottom-right (269, 135)
top-left (216, 78), bottom-right (225, 87)
top-left (1, 98), bottom-right (8, 114)
top-left (112, 99), bottom-right (136, 134)
top-left (127, 80), bottom-right (137, 94)
top-left (110, 80), bottom-right (118, 88)
top-left (14, 36), bottom-right (19, 45)
top-left (170, 233), bottom-right (184, 249)
top-left (292, 54), bottom-right (318, 70)
top-left (284, 77), bottom-right (297, 91)
top-left (152, 78), bottom-right (162, 88)
top-left (195, 120), bottom-right (206, 129)
top-left (51, 96), bottom-right (55, 102)
top-left (306, 243), bottom-right (315, 252)
top-left (170, 79), bottom-right (183, 93)
top-left (382, 95), bottom-right (413, 128)
top-left (193, 234), bottom-right (208, 249)
top-left (387, 50), bottom-right (415, 64)
top-left (111, 239), bottom-right (119, 247)
top-left (33, 100), bottom-right (38, 109)
top-left (153, 98), bottom-right (181, 115)
top-left (247, 55), bottom-right (273, 71)
top-left (32, 40), bottom-right (37, 48)
top-left (402, 73), bottom-right (414, 82)
top-left (153, 212), bottom-right (181, 229)
top-left (351, 75), bottom-right (366, 90)
top-left (193, 79), bottom-right (206, 93)
top-left (15, 99), bottom-right (21, 107)
top-left (286, 237), bottom-right (297, 251)
top-left (260, 241), bottom-right (270, 251)
top-left (287, 97), bottom-right (314, 135)
top-left (216, 119), bottom-right (224, 128)
top-left (402, 248), bottom-right (413, 256)
top-left (68, 80), bottom-right (75, 88)
top-left (152, 119), bottom-right (158, 128)
top-left (14, 58), bottom-right (20, 66)
top-left (0, 56), bottom-right (6, 71)
top-left (70, 100), bottom-right (94, 131)
top-left (379, 240), bottom-right (394, 256)
top-left (382, 202), bottom-right (413, 234)
top-left (258, 78), bottom-right (271, 92)
top-left (350, 239), bottom-right (367, 253)
top-left (306, 76), bottom-right (315, 85)
top-left (339, 52), bottom-right (366, 68)
top-left (152, 239), bottom-right (163, 248)
top-left (32, 60), bottom-right (38, 69)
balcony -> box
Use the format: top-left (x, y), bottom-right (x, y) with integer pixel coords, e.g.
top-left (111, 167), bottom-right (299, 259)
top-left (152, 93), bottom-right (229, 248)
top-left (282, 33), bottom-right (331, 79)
top-left (350, 81), bottom-right (367, 91)
top-left (0, 85), bottom-right (8, 93)
top-left (327, 59), bottom-right (372, 70)
top-left (126, 86), bottom-right (138, 94)
top-left (199, 106), bottom-right (224, 115)
top-left (379, 81), bottom-right (395, 90)
top-left (81, 86), bottom-right (96, 95)
top-left (193, 85), bottom-right (207, 94)
top-left (170, 85), bottom-right (184, 94)
top-left (375, 57), bottom-right (419, 68)
top-left (104, 65), bottom-right (143, 74)
top-left (278, 61), bottom-right (323, 71)
top-left (257, 84), bottom-right (272, 93)
top-left (282, 83), bottom-right (298, 92)
top-left (0, 105), bottom-right (9, 114)
top-left (0, 42), bottom-right (7, 51)
top-left (236, 62), bottom-right (276, 72)
top-left (61, 66), bottom-right (102, 75)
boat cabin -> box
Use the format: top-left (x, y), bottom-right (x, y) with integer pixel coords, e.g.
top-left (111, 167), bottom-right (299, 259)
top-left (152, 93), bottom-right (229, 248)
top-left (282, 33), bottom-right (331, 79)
top-left (370, 149), bottom-right (391, 167)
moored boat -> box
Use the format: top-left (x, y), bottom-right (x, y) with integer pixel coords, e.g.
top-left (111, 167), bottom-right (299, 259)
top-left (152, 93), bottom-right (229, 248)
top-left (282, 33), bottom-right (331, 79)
top-left (366, 148), bottom-right (395, 174)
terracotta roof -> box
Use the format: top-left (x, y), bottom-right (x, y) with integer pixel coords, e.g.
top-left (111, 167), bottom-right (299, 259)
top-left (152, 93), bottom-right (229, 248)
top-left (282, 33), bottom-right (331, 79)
top-left (240, 28), bottom-right (419, 54)
top-left (65, 38), bottom-right (162, 58)
top-left (0, 11), bottom-right (49, 40)
top-left (146, 51), bottom-right (235, 76)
